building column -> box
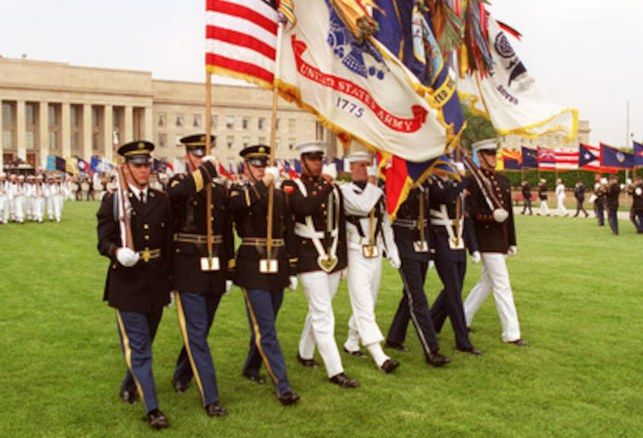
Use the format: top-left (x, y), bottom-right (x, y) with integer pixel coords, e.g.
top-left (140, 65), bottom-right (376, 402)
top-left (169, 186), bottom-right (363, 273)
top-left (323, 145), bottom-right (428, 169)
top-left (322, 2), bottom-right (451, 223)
top-left (16, 100), bottom-right (26, 161)
top-left (144, 106), bottom-right (153, 142)
top-left (39, 102), bottom-right (49, 168)
top-left (0, 101), bottom-right (4, 169)
top-left (82, 104), bottom-right (92, 161)
top-left (103, 105), bottom-right (113, 162)
top-left (124, 105), bottom-right (133, 143)
top-left (61, 103), bottom-right (71, 158)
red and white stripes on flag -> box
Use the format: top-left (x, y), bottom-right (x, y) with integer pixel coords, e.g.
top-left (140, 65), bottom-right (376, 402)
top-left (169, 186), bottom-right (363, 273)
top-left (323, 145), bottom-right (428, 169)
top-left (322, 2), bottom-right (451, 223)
top-left (537, 147), bottom-right (557, 171)
top-left (554, 148), bottom-right (579, 171)
top-left (205, 0), bottom-right (279, 88)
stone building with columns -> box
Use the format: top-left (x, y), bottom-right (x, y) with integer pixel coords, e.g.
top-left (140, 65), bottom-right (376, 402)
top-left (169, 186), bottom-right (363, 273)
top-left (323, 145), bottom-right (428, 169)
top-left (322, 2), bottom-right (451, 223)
top-left (0, 57), bottom-right (318, 170)
top-left (499, 119), bottom-right (591, 150)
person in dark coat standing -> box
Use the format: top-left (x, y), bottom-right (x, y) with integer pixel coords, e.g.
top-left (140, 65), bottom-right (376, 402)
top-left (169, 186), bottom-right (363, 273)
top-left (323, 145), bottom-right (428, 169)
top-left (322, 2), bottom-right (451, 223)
top-left (573, 180), bottom-right (589, 218)
top-left (520, 180), bottom-right (533, 215)
top-left (96, 140), bottom-right (173, 429)
top-left (629, 176), bottom-right (643, 233)
top-left (166, 134), bottom-right (234, 417)
top-left (593, 175), bottom-right (607, 226)
top-left (606, 175), bottom-right (621, 235)
top-left (229, 144), bottom-right (300, 406)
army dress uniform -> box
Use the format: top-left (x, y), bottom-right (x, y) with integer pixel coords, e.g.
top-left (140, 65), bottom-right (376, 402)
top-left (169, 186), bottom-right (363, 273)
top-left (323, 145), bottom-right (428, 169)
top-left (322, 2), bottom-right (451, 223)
top-left (285, 141), bottom-right (353, 385)
top-left (96, 141), bottom-right (172, 427)
top-left (520, 181), bottom-right (533, 215)
top-left (341, 151), bottom-right (401, 372)
top-left (573, 181), bottom-right (589, 218)
top-left (594, 180), bottom-right (607, 226)
top-left (463, 139), bottom-right (523, 344)
top-left (229, 145), bottom-right (300, 405)
top-left (630, 178), bottom-right (643, 233)
top-left (166, 134), bottom-right (234, 415)
top-left (537, 180), bottom-right (550, 216)
top-left (0, 174), bottom-right (8, 224)
top-left (427, 175), bottom-right (481, 354)
top-left (605, 178), bottom-right (621, 235)
top-left (385, 183), bottom-right (450, 366)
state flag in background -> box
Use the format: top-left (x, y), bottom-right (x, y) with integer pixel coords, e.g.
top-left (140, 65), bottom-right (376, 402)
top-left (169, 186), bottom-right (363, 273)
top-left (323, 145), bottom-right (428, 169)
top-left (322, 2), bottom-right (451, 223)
top-left (521, 146), bottom-right (538, 169)
top-left (537, 147), bottom-right (556, 171)
top-left (578, 144), bottom-right (617, 173)
top-left (554, 148), bottom-right (579, 171)
top-left (500, 148), bottom-right (522, 171)
top-left (600, 143), bottom-right (634, 169)
top-left (634, 141), bottom-right (643, 167)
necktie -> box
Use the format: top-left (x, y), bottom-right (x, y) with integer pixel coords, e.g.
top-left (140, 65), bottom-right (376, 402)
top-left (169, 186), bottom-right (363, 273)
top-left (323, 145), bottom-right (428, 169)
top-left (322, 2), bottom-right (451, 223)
top-left (139, 191), bottom-right (146, 204)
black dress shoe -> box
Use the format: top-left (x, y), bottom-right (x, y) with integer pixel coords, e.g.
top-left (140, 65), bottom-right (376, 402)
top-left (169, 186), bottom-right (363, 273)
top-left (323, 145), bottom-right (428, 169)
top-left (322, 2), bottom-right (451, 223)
top-left (205, 401), bottom-right (228, 417)
top-left (296, 353), bottom-right (318, 368)
top-left (277, 391), bottom-right (301, 406)
top-left (172, 378), bottom-right (189, 393)
top-left (242, 372), bottom-right (265, 384)
top-left (120, 389), bottom-right (138, 404)
top-left (457, 346), bottom-right (483, 355)
top-left (426, 351), bottom-right (451, 367)
top-left (384, 341), bottom-right (409, 352)
top-left (343, 346), bottom-right (365, 357)
top-left (506, 339), bottom-right (528, 347)
top-left (466, 326), bottom-right (475, 333)
top-left (147, 409), bottom-right (169, 430)
top-left (379, 359), bottom-right (400, 374)
top-left (329, 373), bottom-right (360, 388)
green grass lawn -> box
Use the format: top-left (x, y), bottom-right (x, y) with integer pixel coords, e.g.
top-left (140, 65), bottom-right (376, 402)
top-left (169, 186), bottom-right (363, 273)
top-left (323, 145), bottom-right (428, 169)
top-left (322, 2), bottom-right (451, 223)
top-left (0, 202), bottom-right (641, 437)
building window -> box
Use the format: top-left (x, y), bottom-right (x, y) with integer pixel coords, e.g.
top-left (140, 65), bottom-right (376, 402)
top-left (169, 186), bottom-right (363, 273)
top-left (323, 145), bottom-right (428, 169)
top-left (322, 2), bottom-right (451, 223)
top-left (158, 133), bottom-right (167, 148)
top-left (48, 104), bottom-right (61, 152)
top-left (158, 113), bottom-right (166, 127)
top-left (226, 135), bottom-right (234, 149)
top-left (70, 105), bottom-right (83, 153)
top-left (2, 102), bottom-right (16, 150)
top-left (241, 117), bottom-right (250, 130)
top-left (176, 114), bottom-right (185, 128)
top-left (242, 136), bottom-right (250, 148)
top-left (225, 115), bottom-right (235, 130)
top-left (258, 136), bottom-right (266, 145)
top-left (193, 114), bottom-right (202, 128)
top-left (258, 117), bottom-right (266, 130)
top-left (25, 103), bottom-right (39, 150)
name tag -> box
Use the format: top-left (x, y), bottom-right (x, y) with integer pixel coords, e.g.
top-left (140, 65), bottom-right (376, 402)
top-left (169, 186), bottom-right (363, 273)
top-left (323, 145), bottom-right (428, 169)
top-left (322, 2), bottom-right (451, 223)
top-left (200, 257), bottom-right (220, 272)
top-left (259, 259), bottom-right (279, 274)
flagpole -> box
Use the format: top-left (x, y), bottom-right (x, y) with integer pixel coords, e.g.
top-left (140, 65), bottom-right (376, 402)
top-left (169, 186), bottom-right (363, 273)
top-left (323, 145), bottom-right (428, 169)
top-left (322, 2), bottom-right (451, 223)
top-left (266, 20), bottom-right (284, 263)
top-left (205, 71), bottom-right (214, 264)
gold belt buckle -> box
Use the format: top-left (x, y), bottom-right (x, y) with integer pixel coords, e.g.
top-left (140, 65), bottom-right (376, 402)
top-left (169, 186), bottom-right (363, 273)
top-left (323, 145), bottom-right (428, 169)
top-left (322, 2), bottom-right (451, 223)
top-left (141, 249), bottom-right (151, 263)
top-left (362, 244), bottom-right (379, 259)
top-left (259, 259), bottom-right (279, 274)
top-left (413, 241), bottom-right (428, 253)
top-left (200, 257), bottom-right (220, 272)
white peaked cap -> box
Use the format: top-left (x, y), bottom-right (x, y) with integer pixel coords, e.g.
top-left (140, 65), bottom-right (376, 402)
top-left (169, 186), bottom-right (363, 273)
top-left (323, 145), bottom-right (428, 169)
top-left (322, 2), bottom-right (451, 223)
top-left (472, 138), bottom-right (499, 154)
top-left (295, 140), bottom-right (326, 155)
top-left (344, 151), bottom-right (372, 164)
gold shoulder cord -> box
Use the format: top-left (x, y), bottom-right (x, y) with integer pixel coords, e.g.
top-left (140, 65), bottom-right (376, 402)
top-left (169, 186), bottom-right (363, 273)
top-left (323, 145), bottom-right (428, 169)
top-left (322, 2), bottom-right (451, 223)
top-left (418, 187), bottom-right (426, 243)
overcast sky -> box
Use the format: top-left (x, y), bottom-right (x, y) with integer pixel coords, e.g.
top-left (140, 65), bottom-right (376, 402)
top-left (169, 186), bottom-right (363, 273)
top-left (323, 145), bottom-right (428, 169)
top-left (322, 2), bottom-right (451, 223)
top-left (1, 0), bottom-right (641, 146)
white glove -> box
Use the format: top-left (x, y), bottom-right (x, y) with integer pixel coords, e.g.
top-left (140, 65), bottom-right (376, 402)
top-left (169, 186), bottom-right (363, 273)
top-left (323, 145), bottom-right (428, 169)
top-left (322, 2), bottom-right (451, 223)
top-left (288, 276), bottom-right (298, 291)
top-left (471, 251), bottom-right (481, 264)
top-left (265, 166), bottom-right (280, 181)
top-left (428, 260), bottom-right (435, 269)
top-left (626, 178), bottom-right (632, 185)
top-left (225, 280), bottom-right (233, 294)
top-left (202, 155), bottom-right (217, 164)
top-left (388, 251), bottom-right (401, 269)
top-left (636, 187), bottom-right (642, 196)
top-left (455, 162), bottom-right (466, 176)
top-left (322, 163), bottom-right (338, 179)
top-left (507, 246), bottom-right (517, 257)
top-left (367, 164), bottom-right (378, 178)
top-left (600, 177), bottom-right (607, 184)
top-left (116, 247), bottom-right (140, 267)
top-left (493, 208), bottom-right (509, 223)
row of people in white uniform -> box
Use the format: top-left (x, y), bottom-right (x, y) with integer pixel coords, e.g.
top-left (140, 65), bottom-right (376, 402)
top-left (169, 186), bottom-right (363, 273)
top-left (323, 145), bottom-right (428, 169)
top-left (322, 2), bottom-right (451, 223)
top-left (0, 173), bottom-right (67, 224)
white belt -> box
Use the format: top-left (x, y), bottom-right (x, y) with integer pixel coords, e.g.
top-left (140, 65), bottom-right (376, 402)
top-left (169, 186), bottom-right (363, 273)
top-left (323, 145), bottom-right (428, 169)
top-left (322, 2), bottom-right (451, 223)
top-left (294, 222), bottom-right (338, 239)
top-left (430, 218), bottom-right (463, 227)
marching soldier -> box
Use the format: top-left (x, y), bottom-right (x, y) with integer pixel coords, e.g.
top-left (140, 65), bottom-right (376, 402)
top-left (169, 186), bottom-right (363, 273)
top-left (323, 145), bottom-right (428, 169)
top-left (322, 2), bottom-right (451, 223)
top-left (285, 141), bottom-right (359, 388)
top-left (606, 174), bottom-right (621, 235)
top-left (385, 181), bottom-right (451, 367)
top-left (341, 150), bottom-right (401, 373)
top-left (229, 144), bottom-right (300, 405)
top-left (630, 176), bottom-right (643, 233)
top-left (537, 179), bottom-right (551, 216)
top-left (428, 166), bottom-right (482, 355)
top-left (13, 174), bottom-right (26, 224)
top-left (520, 180), bottom-right (533, 215)
top-left (573, 180), bottom-right (589, 218)
top-left (96, 141), bottom-right (173, 429)
top-left (463, 139), bottom-right (526, 346)
top-left (0, 173), bottom-right (8, 224)
top-left (166, 134), bottom-right (233, 417)
top-left (593, 175), bottom-right (607, 226)
top-left (555, 178), bottom-right (569, 217)
top-left (33, 175), bottom-right (45, 223)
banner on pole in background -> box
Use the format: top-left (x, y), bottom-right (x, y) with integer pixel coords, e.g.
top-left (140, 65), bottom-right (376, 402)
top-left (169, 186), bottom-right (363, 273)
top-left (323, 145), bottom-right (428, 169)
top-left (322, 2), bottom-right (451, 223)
top-left (600, 143), bottom-right (634, 169)
top-left (633, 141), bottom-right (643, 167)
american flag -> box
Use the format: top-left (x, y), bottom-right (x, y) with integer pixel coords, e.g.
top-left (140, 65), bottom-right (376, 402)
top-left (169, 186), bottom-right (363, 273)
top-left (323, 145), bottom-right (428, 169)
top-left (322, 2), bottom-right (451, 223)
top-left (537, 147), bottom-right (556, 171)
top-left (206, 0), bottom-right (280, 88)
top-left (554, 148), bottom-right (579, 171)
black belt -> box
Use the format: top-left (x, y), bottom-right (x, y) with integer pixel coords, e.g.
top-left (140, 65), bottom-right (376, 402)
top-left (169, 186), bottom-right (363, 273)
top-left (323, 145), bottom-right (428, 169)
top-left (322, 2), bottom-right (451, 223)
top-left (393, 219), bottom-right (427, 229)
top-left (241, 237), bottom-right (285, 247)
top-left (174, 233), bottom-right (223, 244)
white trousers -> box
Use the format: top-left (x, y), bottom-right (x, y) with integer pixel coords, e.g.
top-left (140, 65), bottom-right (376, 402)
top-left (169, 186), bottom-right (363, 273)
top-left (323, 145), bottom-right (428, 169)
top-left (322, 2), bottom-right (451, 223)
top-left (13, 196), bottom-right (25, 223)
top-left (344, 249), bottom-right (388, 366)
top-left (298, 271), bottom-right (344, 377)
top-left (33, 198), bottom-right (45, 222)
top-left (0, 195), bottom-right (8, 223)
top-left (48, 196), bottom-right (62, 222)
top-left (556, 198), bottom-right (568, 216)
top-left (539, 200), bottom-right (550, 215)
top-left (464, 253), bottom-right (521, 342)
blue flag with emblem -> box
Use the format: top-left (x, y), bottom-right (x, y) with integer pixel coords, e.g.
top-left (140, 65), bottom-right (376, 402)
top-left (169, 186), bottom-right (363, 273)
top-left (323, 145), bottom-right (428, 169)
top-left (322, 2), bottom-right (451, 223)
top-left (600, 143), bottom-right (634, 169)
top-left (634, 141), bottom-right (643, 167)
top-left (521, 146), bottom-right (538, 169)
